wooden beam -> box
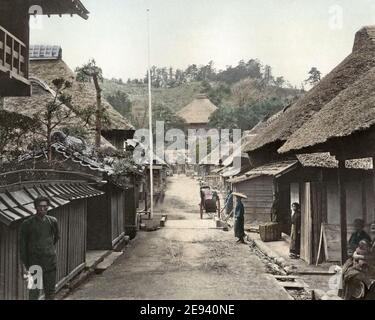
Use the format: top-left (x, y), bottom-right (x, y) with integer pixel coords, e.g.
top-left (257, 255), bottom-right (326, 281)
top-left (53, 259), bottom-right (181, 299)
top-left (338, 160), bottom-right (347, 264)
top-left (362, 174), bottom-right (367, 223)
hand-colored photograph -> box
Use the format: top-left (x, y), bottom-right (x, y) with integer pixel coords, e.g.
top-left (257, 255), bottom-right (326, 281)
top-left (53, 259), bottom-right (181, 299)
top-left (1, 0), bottom-right (375, 303)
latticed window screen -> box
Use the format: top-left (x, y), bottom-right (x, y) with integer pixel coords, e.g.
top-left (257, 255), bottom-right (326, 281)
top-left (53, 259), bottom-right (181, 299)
top-left (29, 45), bottom-right (61, 60)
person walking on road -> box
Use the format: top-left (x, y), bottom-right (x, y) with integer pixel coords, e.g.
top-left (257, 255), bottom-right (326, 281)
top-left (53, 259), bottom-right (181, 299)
top-left (233, 192), bottom-right (247, 244)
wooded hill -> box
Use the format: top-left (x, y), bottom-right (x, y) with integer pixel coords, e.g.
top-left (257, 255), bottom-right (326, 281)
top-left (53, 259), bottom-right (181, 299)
top-left (102, 59), bottom-right (303, 130)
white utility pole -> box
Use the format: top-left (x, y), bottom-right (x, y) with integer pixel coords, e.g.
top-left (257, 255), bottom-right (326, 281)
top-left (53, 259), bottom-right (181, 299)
top-left (147, 8), bottom-right (154, 219)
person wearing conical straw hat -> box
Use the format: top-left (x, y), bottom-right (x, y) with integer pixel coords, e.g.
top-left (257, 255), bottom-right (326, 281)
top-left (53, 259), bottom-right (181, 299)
top-left (233, 192), bottom-right (247, 244)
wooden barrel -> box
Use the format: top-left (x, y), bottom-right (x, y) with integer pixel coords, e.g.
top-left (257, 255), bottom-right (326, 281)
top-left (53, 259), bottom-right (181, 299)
top-left (259, 223), bottom-right (281, 242)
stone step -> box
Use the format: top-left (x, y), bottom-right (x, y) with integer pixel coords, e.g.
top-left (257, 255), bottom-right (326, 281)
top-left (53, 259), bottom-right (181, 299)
top-left (274, 275), bottom-right (299, 281)
top-left (278, 280), bottom-right (309, 289)
top-left (95, 252), bottom-right (123, 272)
top-left (86, 250), bottom-right (110, 269)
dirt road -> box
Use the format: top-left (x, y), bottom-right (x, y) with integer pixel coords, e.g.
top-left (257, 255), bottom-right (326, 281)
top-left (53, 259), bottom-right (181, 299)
top-left (67, 175), bottom-right (291, 300)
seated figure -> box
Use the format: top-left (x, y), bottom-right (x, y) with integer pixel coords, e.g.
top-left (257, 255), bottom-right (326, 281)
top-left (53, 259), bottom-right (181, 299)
top-left (353, 240), bottom-right (370, 272)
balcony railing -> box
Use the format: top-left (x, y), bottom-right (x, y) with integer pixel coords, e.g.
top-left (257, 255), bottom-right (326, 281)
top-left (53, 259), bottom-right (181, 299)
top-left (0, 25), bottom-right (27, 80)
top-left (0, 25), bottom-right (30, 96)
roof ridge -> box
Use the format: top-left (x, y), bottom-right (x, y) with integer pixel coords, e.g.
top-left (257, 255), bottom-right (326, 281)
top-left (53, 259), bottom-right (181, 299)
top-left (352, 25), bottom-right (375, 52)
top-left (30, 76), bottom-right (56, 96)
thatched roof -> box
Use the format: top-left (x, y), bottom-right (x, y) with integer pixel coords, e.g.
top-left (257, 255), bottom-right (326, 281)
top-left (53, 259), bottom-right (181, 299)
top-left (28, 57), bottom-right (134, 132)
top-left (3, 78), bottom-right (116, 150)
top-left (279, 64), bottom-right (375, 154)
top-left (243, 26), bottom-right (375, 153)
top-left (229, 160), bottom-right (298, 184)
top-left (229, 153), bottom-right (372, 184)
top-left (242, 110), bottom-right (284, 151)
top-left (177, 94), bottom-right (218, 124)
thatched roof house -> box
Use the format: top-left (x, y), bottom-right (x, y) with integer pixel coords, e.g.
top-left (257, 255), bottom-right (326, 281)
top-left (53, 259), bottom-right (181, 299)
top-left (177, 94), bottom-right (218, 130)
top-left (4, 45), bottom-right (134, 150)
top-left (279, 63), bottom-right (375, 155)
top-left (243, 26), bottom-right (375, 155)
top-left (3, 77), bottom-right (116, 150)
top-left (28, 46), bottom-right (134, 132)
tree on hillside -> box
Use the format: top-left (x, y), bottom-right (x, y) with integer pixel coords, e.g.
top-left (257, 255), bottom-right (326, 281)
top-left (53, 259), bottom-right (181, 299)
top-left (200, 81), bottom-right (231, 106)
top-left (208, 98), bottom-right (285, 132)
top-left (215, 59), bottom-right (263, 85)
top-left (152, 103), bottom-right (186, 132)
top-left (185, 64), bottom-right (199, 82)
top-left (174, 69), bottom-right (185, 85)
top-left (106, 90), bottom-right (132, 118)
top-left (246, 59), bottom-right (263, 79)
top-left (231, 79), bottom-right (257, 107)
top-left (305, 67), bottom-right (322, 87)
top-left (275, 76), bottom-right (285, 88)
top-left (208, 106), bottom-right (238, 131)
top-left (262, 65), bottom-right (274, 87)
top-left (197, 61), bottom-right (216, 82)
top-left (76, 59), bottom-right (105, 148)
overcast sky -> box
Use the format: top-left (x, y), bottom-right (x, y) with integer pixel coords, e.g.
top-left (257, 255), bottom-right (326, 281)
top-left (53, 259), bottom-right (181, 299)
top-left (30, 0), bottom-right (375, 87)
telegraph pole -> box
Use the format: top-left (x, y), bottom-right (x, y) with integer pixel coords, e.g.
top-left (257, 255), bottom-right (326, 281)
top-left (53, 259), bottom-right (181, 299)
top-left (147, 8), bottom-right (154, 219)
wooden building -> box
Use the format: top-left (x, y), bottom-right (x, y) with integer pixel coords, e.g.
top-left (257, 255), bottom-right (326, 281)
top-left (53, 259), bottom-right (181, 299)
top-left (276, 154), bottom-right (373, 264)
top-left (239, 26), bottom-right (375, 265)
top-left (124, 172), bottom-right (143, 240)
top-left (11, 136), bottom-right (141, 249)
top-left (86, 182), bottom-right (126, 250)
top-left (278, 27), bottom-right (375, 264)
top-left (25, 44), bottom-right (135, 149)
top-left (144, 162), bottom-right (169, 208)
top-left (2, 43), bottom-right (140, 245)
top-left (243, 26), bottom-right (375, 168)
top-left (229, 153), bottom-right (373, 264)
top-left (0, 169), bottom-right (103, 300)
top-left (50, 141), bottom-right (139, 249)
top-left (0, 0), bottom-right (89, 97)
top-left (198, 132), bottom-right (254, 192)
top-left (131, 141), bottom-right (169, 210)
top-left (229, 160), bottom-right (297, 227)
top-left (3, 58), bottom-right (119, 151)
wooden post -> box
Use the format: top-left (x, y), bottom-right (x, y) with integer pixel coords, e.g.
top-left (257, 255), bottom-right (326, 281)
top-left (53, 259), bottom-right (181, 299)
top-left (362, 174), bottom-right (367, 223)
top-left (373, 157), bottom-right (375, 224)
top-left (338, 160), bottom-right (347, 264)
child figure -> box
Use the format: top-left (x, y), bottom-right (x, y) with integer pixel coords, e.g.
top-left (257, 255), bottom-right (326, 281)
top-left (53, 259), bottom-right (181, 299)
top-left (353, 240), bottom-right (370, 272)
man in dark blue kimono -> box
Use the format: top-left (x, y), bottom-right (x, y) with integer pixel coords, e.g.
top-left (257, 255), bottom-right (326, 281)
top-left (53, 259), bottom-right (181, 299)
top-left (20, 196), bottom-right (60, 300)
top-left (233, 192), bottom-right (247, 243)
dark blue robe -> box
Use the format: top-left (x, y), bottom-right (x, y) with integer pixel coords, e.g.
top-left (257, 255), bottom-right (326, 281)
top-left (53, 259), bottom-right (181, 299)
top-left (234, 200), bottom-right (245, 239)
